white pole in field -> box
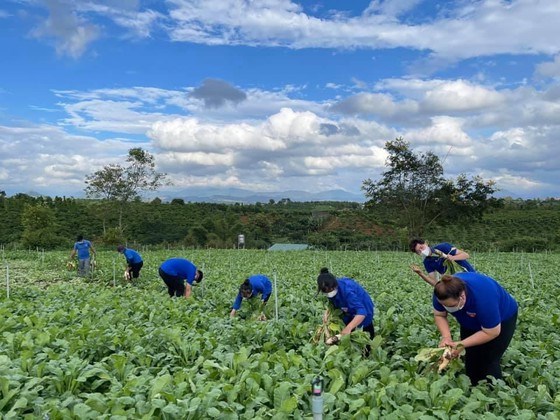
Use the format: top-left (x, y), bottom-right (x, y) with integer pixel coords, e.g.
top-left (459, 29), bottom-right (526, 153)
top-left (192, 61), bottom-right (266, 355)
top-left (6, 265), bottom-right (10, 299)
top-left (113, 258), bottom-right (116, 287)
top-left (274, 271), bottom-right (279, 322)
top-left (528, 261), bottom-right (534, 289)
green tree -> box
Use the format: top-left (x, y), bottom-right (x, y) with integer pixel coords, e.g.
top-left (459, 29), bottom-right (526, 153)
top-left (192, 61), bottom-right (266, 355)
top-left (84, 148), bottom-right (169, 233)
top-left (21, 204), bottom-right (62, 249)
top-left (362, 137), bottom-right (498, 237)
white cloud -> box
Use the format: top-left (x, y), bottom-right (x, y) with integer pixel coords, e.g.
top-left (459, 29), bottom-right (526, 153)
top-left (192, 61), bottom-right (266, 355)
top-left (30, 0), bottom-right (100, 58)
top-left (421, 80), bottom-right (504, 112)
top-left (3, 72), bottom-right (560, 198)
top-left (148, 108), bottom-right (391, 190)
top-left (165, 0), bottom-right (560, 62)
top-left (405, 116), bottom-right (472, 149)
top-left (536, 55), bottom-right (560, 79)
top-left (0, 123), bottom-right (143, 195)
top-left (14, 0), bottom-right (560, 65)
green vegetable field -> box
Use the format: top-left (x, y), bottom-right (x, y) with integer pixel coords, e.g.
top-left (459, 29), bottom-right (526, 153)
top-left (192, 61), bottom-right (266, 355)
top-left (1, 249), bottom-right (559, 419)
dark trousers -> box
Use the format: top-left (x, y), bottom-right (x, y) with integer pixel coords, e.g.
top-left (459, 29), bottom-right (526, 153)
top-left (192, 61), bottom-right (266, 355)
top-left (460, 311), bottom-right (517, 384)
top-left (159, 268), bottom-right (185, 297)
top-left (362, 323), bottom-right (375, 339)
top-left (361, 323), bottom-right (375, 358)
top-left (128, 261), bottom-right (143, 278)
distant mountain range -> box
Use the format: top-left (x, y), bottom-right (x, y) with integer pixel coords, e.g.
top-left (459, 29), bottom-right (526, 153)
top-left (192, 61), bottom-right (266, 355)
top-left (19, 187), bottom-right (532, 203)
top-left (162, 187), bottom-right (366, 204)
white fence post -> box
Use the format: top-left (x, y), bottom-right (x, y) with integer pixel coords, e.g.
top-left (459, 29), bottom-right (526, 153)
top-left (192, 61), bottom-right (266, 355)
top-left (274, 272), bottom-right (279, 322)
top-left (6, 265), bottom-right (10, 299)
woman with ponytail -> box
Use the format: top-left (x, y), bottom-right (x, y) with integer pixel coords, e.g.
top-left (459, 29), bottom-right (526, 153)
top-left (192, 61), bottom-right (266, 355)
top-left (230, 274), bottom-right (272, 319)
top-left (317, 268), bottom-right (375, 346)
top-left (433, 272), bottom-right (518, 384)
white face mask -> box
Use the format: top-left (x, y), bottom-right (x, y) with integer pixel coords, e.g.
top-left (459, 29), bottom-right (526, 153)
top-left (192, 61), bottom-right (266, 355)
top-left (442, 295), bottom-right (465, 313)
top-left (325, 289), bottom-right (338, 298)
top-left (421, 247), bottom-right (431, 258)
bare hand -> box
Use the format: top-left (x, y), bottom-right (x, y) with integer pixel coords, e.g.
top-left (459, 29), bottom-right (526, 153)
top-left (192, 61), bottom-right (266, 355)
top-left (410, 264), bottom-right (422, 274)
top-left (439, 336), bottom-right (454, 348)
top-left (442, 341), bottom-right (464, 359)
top-left (325, 334), bottom-right (341, 345)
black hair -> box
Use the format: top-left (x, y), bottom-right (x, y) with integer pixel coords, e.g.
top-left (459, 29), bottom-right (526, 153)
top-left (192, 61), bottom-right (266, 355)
top-left (434, 275), bottom-right (466, 300)
top-left (320, 267), bottom-right (329, 274)
top-left (408, 238), bottom-right (426, 253)
top-left (76, 235), bottom-right (84, 242)
top-left (317, 272), bottom-right (338, 293)
top-left (195, 269), bottom-right (203, 283)
top-left (239, 278), bottom-right (252, 296)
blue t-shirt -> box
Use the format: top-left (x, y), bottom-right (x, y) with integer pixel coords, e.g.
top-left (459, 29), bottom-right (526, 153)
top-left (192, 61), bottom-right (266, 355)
top-left (159, 258), bottom-right (198, 284)
top-left (232, 275), bottom-right (272, 310)
top-left (74, 240), bottom-right (93, 260)
top-left (433, 272), bottom-right (518, 331)
top-left (329, 278), bottom-right (375, 328)
top-left (123, 248), bottom-right (143, 264)
top-left (423, 242), bottom-right (475, 275)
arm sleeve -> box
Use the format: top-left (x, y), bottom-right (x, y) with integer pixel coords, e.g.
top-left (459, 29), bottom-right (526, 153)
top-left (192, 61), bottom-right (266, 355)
top-left (435, 243), bottom-right (453, 254)
top-left (232, 293), bottom-right (243, 310)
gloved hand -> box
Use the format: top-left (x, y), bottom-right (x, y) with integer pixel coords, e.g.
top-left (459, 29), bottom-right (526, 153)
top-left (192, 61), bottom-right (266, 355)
top-left (325, 334), bottom-right (341, 345)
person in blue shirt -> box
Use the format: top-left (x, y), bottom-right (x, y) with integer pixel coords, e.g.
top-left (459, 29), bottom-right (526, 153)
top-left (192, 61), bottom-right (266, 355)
top-left (117, 245), bottom-right (143, 280)
top-left (229, 274), bottom-right (272, 319)
top-left (433, 272), bottom-right (518, 385)
top-left (409, 238), bottom-right (475, 286)
top-left (158, 258), bottom-right (203, 298)
top-left (317, 268), bottom-right (375, 346)
top-left (69, 235), bottom-right (96, 277)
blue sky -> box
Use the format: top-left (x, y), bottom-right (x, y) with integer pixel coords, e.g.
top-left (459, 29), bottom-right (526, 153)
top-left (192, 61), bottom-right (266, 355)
top-left (1, 0), bottom-right (560, 200)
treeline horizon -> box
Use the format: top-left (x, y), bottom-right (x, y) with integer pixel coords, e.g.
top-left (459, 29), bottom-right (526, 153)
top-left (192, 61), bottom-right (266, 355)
top-left (1, 191), bottom-right (559, 252)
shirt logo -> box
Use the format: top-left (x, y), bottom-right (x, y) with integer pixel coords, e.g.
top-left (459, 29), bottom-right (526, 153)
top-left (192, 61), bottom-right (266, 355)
top-left (466, 312), bottom-right (477, 317)
top-left (341, 307), bottom-right (348, 312)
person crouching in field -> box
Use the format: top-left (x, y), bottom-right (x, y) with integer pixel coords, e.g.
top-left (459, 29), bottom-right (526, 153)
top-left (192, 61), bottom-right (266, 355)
top-left (70, 235), bottom-right (96, 277)
top-left (317, 268), bottom-right (375, 346)
top-left (117, 245), bottom-right (143, 281)
top-left (409, 238), bottom-right (475, 287)
top-left (432, 272), bottom-right (518, 385)
top-left (229, 275), bottom-right (272, 320)
top-left (158, 258), bottom-right (203, 298)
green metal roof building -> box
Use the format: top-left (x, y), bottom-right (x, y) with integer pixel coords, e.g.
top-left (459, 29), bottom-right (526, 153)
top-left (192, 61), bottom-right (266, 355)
top-left (267, 243), bottom-right (309, 251)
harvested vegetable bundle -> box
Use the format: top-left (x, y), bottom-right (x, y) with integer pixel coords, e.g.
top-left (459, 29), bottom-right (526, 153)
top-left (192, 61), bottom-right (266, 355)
top-left (312, 308), bottom-right (341, 344)
top-left (415, 345), bottom-right (462, 373)
top-left (66, 261), bottom-right (76, 271)
top-left (432, 248), bottom-right (466, 275)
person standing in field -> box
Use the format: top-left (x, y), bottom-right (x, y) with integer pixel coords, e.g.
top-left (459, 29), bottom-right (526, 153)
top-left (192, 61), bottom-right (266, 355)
top-left (117, 245), bottom-right (143, 281)
top-left (158, 258), bottom-right (203, 298)
top-left (409, 238), bottom-right (475, 287)
top-left (70, 235), bottom-right (96, 277)
top-left (230, 274), bottom-right (272, 320)
top-left (317, 268), bottom-right (375, 345)
top-left (432, 272), bottom-right (518, 385)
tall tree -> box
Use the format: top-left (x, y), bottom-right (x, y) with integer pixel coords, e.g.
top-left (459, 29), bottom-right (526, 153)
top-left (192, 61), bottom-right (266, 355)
top-left (84, 148), bottom-right (169, 233)
top-left (21, 204), bottom-right (62, 249)
top-left (362, 137), bottom-right (499, 237)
